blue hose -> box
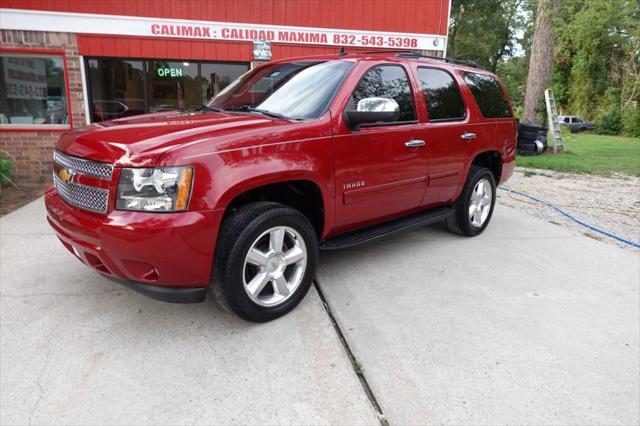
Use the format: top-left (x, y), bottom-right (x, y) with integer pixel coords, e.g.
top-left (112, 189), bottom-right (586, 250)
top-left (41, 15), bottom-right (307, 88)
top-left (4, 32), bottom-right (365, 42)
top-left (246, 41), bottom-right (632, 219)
top-left (501, 186), bottom-right (640, 248)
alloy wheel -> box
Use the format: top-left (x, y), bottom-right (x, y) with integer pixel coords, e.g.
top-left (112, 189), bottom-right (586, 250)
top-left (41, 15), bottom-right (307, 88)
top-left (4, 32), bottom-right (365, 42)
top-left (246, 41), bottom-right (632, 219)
top-left (242, 226), bottom-right (308, 307)
top-left (468, 178), bottom-right (493, 228)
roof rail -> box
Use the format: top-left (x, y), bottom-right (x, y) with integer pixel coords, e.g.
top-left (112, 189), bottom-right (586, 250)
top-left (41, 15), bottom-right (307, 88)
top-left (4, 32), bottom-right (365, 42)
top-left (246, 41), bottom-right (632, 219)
top-left (395, 51), bottom-right (484, 70)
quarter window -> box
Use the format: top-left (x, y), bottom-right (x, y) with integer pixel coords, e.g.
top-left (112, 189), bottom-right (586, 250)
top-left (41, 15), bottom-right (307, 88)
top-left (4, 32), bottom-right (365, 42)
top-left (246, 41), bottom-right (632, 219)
top-left (349, 65), bottom-right (416, 122)
top-left (0, 53), bottom-right (69, 127)
top-left (463, 72), bottom-right (512, 118)
top-left (417, 67), bottom-right (465, 121)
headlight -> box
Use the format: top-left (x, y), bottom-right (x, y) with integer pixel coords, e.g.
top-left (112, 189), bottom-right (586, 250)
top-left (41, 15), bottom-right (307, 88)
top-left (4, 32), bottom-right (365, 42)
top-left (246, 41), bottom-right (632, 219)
top-left (116, 166), bottom-right (193, 212)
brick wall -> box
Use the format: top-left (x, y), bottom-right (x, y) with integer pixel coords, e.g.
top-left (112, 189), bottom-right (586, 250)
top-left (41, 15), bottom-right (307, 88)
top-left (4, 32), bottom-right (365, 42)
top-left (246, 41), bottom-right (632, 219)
top-left (0, 30), bottom-right (86, 184)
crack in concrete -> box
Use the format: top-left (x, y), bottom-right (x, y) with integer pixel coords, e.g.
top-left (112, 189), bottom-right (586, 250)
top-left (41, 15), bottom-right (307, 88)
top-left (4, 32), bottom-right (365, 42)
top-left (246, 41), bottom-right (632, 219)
top-left (313, 279), bottom-right (390, 426)
top-left (28, 342), bottom-right (52, 426)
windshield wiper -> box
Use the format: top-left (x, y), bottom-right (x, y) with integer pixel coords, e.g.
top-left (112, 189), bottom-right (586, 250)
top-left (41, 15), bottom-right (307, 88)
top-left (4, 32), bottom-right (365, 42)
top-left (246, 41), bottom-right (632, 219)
top-left (227, 106), bottom-right (288, 120)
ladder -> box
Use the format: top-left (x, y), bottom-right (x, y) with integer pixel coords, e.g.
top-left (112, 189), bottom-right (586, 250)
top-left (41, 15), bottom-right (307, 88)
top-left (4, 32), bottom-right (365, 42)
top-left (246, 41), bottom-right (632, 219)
top-left (544, 89), bottom-right (564, 153)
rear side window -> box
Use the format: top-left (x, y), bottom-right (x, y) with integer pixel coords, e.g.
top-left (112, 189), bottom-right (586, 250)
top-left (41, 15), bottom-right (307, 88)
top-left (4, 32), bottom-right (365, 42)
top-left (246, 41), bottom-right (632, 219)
top-left (417, 67), bottom-right (465, 121)
top-left (463, 73), bottom-right (512, 118)
top-left (349, 65), bottom-right (416, 122)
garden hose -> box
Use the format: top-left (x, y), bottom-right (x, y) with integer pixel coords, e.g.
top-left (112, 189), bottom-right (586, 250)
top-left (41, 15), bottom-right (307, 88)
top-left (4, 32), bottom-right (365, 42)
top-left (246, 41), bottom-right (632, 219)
top-left (503, 191), bottom-right (640, 215)
top-left (500, 186), bottom-right (640, 248)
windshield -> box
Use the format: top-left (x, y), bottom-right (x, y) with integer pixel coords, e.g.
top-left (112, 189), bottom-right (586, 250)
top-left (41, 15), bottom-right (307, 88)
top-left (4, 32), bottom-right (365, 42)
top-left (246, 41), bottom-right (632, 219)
top-left (208, 60), bottom-right (354, 120)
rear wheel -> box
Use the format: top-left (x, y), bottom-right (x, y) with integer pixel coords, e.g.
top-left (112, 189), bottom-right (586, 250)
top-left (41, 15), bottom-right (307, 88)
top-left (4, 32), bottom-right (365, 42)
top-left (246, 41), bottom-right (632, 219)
top-left (211, 202), bottom-right (318, 322)
top-left (446, 166), bottom-right (497, 236)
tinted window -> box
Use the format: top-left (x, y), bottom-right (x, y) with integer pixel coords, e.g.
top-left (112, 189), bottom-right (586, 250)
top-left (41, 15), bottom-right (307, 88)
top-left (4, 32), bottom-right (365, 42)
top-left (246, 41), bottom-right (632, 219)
top-left (148, 60), bottom-right (200, 112)
top-left (417, 67), bottom-right (465, 121)
top-left (88, 59), bottom-right (145, 122)
top-left (0, 54), bottom-right (69, 126)
top-left (349, 65), bottom-right (416, 122)
top-left (200, 63), bottom-right (249, 103)
top-left (463, 73), bottom-right (512, 118)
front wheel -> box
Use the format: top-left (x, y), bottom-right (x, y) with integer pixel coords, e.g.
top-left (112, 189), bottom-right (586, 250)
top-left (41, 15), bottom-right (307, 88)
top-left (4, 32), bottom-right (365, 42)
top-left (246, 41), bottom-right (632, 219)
top-left (211, 202), bottom-right (318, 322)
top-left (446, 166), bottom-right (497, 236)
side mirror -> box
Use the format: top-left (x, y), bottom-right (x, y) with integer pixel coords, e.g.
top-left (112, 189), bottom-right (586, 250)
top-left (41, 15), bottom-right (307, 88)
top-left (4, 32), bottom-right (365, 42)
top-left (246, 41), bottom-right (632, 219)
top-left (345, 97), bottom-right (400, 128)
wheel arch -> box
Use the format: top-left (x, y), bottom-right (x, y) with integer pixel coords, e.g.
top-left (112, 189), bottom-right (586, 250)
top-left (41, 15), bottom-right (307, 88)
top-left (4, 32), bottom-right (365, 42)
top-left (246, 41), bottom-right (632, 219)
top-left (469, 150), bottom-right (503, 184)
top-left (217, 175), bottom-right (327, 238)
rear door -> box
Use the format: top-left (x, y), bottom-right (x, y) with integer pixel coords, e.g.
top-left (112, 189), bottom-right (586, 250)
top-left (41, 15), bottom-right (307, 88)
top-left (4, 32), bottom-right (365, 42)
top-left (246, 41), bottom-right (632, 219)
top-left (413, 66), bottom-right (473, 206)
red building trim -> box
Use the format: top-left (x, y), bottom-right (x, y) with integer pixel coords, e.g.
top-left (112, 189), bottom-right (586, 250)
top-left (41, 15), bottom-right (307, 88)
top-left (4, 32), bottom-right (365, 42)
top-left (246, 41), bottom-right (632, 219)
top-left (76, 34), bottom-right (375, 62)
top-left (0, 47), bottom-right (73, 132)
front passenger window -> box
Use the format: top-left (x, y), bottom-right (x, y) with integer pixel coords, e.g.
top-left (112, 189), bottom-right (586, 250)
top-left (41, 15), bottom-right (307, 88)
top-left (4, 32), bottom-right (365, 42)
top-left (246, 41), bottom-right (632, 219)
top-left (349, 65), bottom-right (416, 122)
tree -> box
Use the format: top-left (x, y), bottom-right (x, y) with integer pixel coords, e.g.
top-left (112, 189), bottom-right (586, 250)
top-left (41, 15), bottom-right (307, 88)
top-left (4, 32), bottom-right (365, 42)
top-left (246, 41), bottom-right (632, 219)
top-left (553, 0), bottom-right (639, 134)
top-left (447, 0), bottom-right (529, 72)
top-left (522, 0), bottom-right (561, 124)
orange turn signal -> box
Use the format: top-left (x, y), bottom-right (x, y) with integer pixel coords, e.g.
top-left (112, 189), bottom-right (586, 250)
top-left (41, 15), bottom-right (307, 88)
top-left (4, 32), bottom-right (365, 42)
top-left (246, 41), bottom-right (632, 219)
top-left (175, 167), bottom-right (193, 211)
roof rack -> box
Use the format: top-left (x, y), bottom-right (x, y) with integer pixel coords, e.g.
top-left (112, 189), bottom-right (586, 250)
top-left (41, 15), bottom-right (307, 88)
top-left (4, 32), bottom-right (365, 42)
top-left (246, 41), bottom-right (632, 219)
top-left (333, 48), bottom-right (484, 69)
top-left (395, 51), bottom-right (484, 69)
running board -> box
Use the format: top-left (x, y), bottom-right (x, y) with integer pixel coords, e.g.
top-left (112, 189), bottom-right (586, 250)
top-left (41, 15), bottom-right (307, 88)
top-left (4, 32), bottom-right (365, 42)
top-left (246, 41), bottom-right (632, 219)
top-left (319, 207), bottom-right (454, 250)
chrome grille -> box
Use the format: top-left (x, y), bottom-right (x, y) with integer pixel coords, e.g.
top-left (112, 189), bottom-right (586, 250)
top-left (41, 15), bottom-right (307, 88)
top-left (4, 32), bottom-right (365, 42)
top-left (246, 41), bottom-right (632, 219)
top-left (54, 174), bottom-right (109, 213)
top-left (54, 150), bottom-right (114, 180)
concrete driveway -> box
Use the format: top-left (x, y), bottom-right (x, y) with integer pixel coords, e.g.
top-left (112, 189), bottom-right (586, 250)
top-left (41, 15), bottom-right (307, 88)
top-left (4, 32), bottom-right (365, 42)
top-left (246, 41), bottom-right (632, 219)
top-left (1, 198), bottom-right (639, 425)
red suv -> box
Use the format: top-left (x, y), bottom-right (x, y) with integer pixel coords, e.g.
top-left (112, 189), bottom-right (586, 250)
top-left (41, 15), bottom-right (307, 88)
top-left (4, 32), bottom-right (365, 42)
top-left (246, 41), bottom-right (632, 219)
top-left (45, 51), bottom-right (516, 322)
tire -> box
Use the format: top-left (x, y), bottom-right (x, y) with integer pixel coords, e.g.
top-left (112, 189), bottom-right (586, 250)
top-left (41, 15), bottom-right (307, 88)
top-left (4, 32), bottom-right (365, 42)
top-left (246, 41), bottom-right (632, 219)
top-left (518, 130), bottom-right (539, 140)
top-left (517, 141), bottom-right (538, 153)
top-left (211, 202), bottom-right (318, 322)
top-left (518, 122), bottom-right (540, 133)
top-left (446, 166), bottom-right (497, 237)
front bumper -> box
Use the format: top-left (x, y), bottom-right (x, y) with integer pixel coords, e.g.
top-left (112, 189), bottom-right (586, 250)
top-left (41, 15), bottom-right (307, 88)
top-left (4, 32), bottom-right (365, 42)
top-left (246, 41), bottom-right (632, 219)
top-left (45, 187), bottom-right (224, 302)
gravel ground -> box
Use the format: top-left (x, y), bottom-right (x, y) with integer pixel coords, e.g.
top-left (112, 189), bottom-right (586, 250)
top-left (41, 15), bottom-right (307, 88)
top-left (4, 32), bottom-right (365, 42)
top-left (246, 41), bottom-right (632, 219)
top-left (497, 167), bottom-right (640, 251)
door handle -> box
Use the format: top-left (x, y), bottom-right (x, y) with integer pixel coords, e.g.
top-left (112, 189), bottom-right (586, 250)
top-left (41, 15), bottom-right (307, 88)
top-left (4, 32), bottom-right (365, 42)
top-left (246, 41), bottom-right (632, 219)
top-left (405, 139), bottom-right (426, 148)
top-left (460, 132), bottom-right (477, 141)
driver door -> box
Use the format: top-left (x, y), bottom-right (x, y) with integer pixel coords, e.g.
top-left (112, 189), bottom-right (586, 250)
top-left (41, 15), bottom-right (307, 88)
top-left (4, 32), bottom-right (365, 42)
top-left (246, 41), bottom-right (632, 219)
top-left (331, 64), bottom-right (428, 233)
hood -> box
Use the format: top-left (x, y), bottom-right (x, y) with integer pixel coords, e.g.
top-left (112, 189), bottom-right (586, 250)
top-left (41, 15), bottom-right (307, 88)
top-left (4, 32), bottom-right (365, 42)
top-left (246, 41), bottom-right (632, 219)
top-left (56, 111), bottom-right (283, 167)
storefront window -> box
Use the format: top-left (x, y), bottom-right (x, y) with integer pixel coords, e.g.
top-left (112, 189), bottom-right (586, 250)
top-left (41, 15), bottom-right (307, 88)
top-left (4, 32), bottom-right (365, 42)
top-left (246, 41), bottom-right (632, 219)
top-left (88, 59), bottom-right (145, 122)
top-left (148, 61), bottom-right (200, 112)
top-left (85, 58), bottom-right (249, 122)
top-left (200, 63), bottom-right (250, 104)
top-left (0, 53), bottom-right (68, 127)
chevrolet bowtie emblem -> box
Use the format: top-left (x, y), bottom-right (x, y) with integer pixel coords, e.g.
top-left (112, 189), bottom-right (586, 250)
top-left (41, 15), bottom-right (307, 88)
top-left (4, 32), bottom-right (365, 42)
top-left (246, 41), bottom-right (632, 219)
top-left (58, 168), bottom-right (74, 184)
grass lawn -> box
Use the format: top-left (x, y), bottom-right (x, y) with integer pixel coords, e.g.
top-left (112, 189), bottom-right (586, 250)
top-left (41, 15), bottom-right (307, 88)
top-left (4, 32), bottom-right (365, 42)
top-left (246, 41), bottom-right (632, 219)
top-left (516, 133), bottom-right (640, 176)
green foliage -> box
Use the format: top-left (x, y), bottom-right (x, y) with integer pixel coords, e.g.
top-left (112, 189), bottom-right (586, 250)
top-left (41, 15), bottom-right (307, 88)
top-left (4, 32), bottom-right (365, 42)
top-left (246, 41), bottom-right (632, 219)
top-left (496, 56), bottom-right (529, 110)
top-left (448, 0), bottom-right (636, 136)
top-left (517, 133), bottom-right (640, 176)
top-left (596, 105), bottom-right (623, 135)
top-left (594, 87), bottom-right (624, 135)
top-left (552, 0), bottom-right (639, 134)
top-left (622, 106), bottom-right (640, 137)
top-left (0, 154), bottom-right (14, 185)
top-left (448, 0), bottom-right (532, 72)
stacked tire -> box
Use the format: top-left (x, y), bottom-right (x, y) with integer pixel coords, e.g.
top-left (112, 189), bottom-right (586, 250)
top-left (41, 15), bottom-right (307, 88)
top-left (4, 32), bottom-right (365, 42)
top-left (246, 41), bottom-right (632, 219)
top-left (517, 123), bottom-right (547, 156)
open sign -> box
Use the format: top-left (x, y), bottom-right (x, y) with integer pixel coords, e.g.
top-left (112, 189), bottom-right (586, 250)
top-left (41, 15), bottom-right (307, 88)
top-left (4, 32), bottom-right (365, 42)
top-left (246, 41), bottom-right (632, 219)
top-left (157, 67), bottom-right (183, 78)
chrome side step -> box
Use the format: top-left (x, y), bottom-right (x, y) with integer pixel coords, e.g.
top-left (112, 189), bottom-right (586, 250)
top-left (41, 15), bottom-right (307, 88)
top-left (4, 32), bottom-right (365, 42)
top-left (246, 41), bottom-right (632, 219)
top-left (319, 207), bottom-right (454, 250)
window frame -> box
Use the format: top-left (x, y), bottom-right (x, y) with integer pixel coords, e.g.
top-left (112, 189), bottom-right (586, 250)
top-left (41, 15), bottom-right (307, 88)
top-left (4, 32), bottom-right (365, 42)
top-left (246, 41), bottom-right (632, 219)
top-left (0, 48), bottom-right (73, 132)
top-left (84, 56), bottom-right (250, 123)
top-left (416, 66), bottom-right (467, 123)
top-left (345, 63), bottom-right (418, 128)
